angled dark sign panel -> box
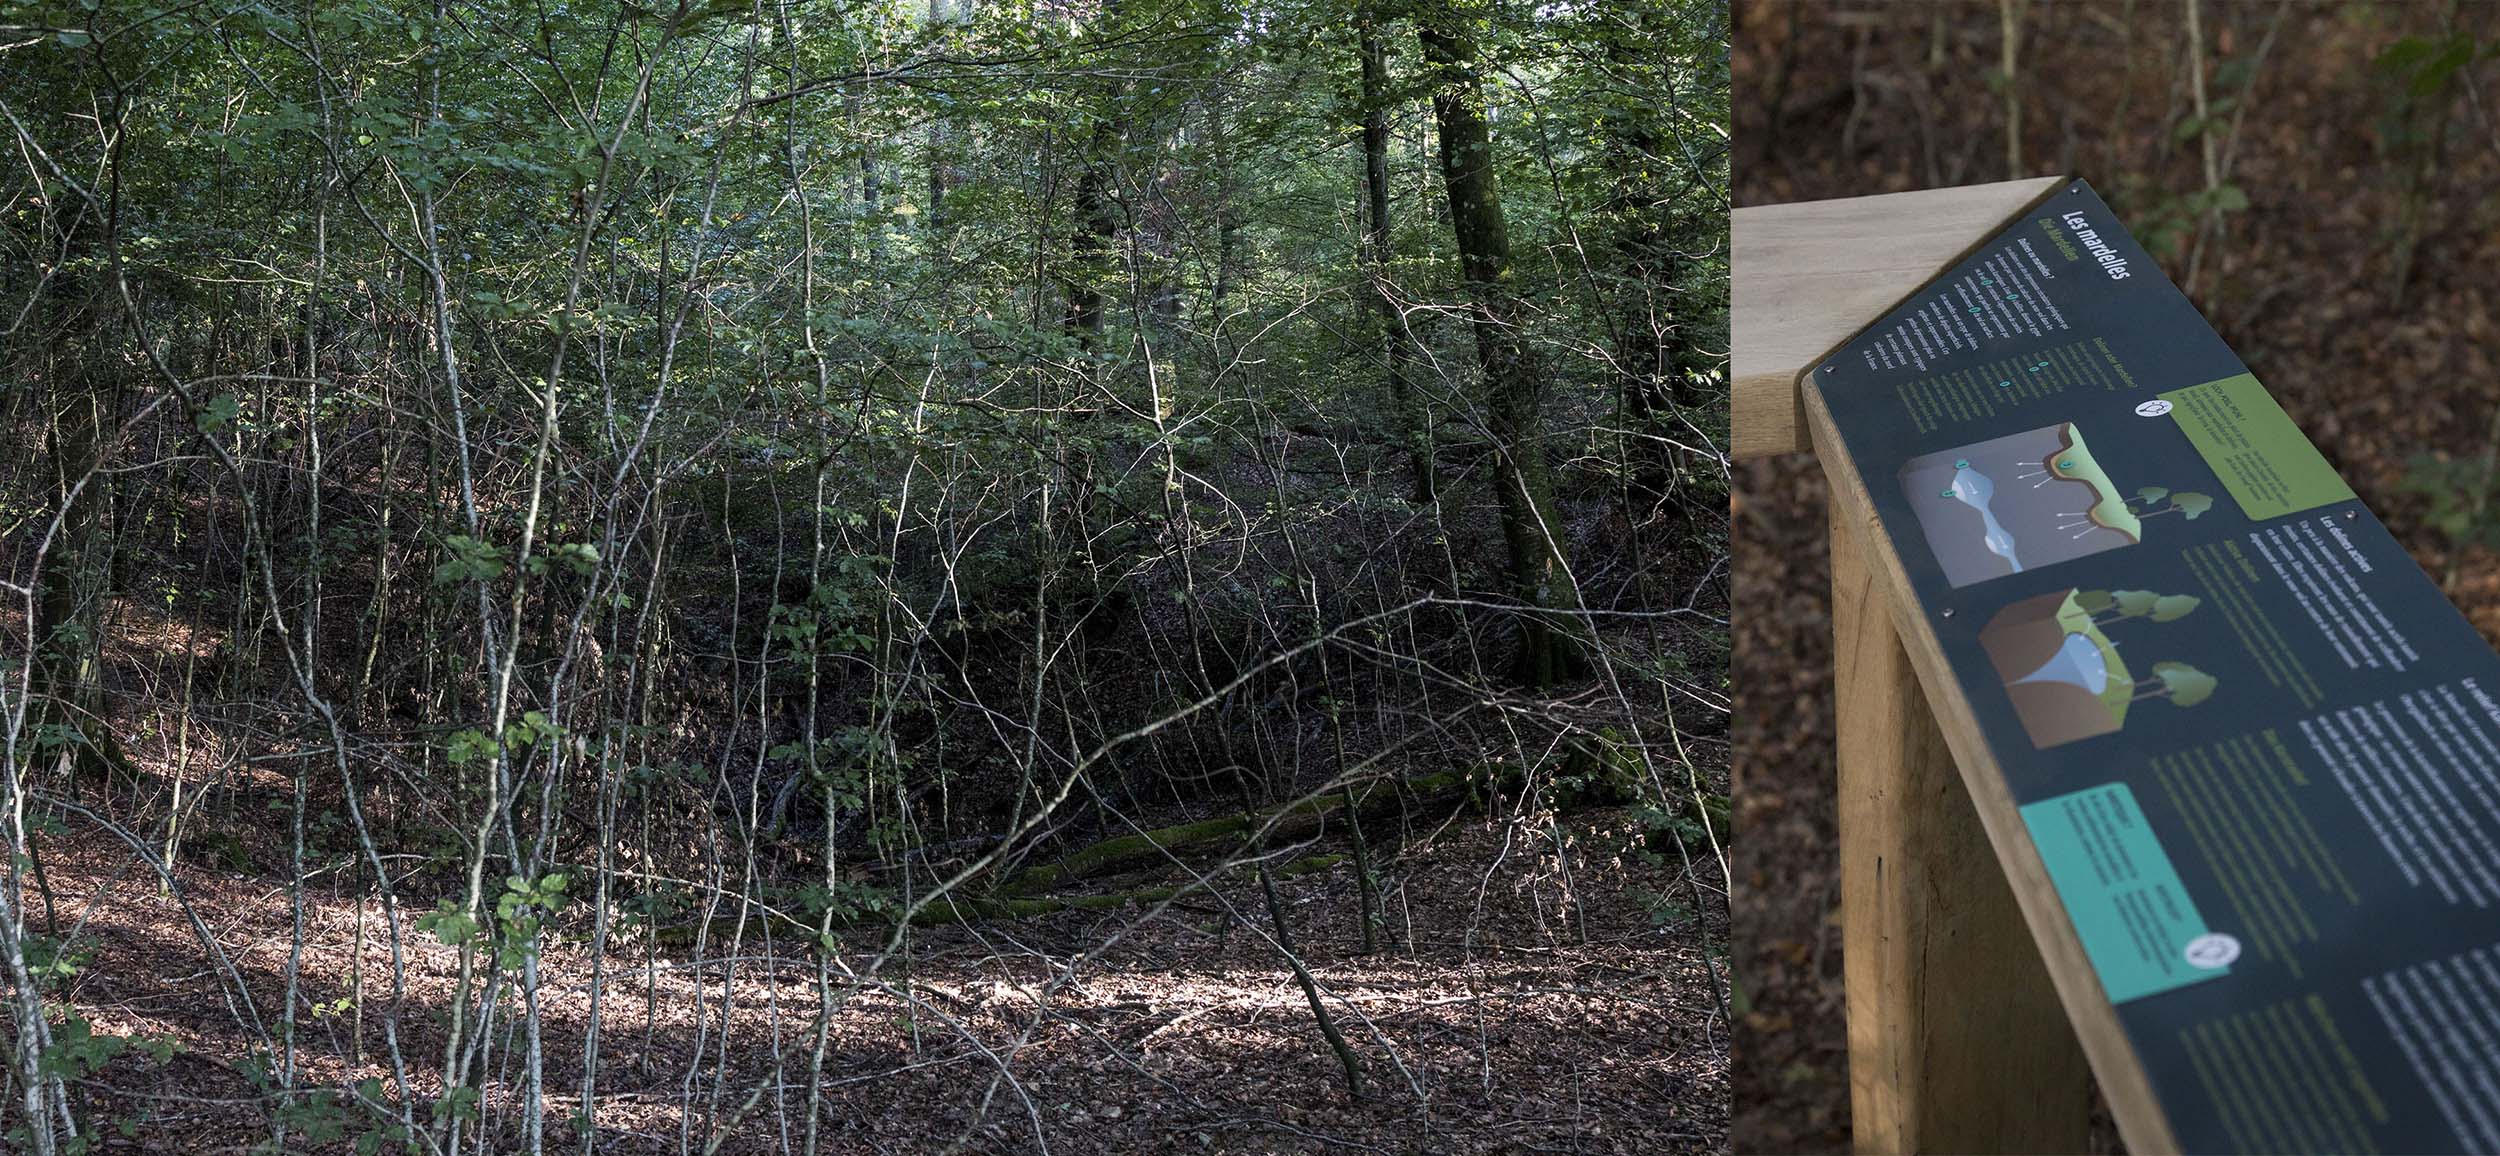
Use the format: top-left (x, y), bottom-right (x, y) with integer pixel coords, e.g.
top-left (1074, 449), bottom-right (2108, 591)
top-left (1821, 179), bottom-right (2499, 1156)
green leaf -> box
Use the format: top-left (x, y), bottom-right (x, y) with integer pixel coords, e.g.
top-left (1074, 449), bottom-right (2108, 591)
top-left (2375, 35), bottom-right (2443, 76)
top-left (433, 535), bottom-right (506, 584)
top-left (196, 394), bottom-right (240, 434)
top-left (444, 727), bottom-right (496, 766)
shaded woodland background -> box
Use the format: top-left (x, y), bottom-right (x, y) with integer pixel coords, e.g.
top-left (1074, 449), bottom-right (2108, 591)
top-left (0, 0), bottom-right (1729, 1151)
top-left (1735, 1), bottom-right (2500, 1151)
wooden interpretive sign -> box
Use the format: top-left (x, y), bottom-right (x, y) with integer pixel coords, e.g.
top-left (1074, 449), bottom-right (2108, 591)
top-left (1805, 179), bottom-right (2500, 1155)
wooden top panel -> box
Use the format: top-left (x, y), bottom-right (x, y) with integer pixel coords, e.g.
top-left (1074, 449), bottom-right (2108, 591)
top-left (1732, 176), bottom-right (2063, 459)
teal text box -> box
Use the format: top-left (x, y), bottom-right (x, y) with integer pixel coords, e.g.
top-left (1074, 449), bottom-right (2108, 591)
top-left (2021, 782), bottom-right (2230, 1003)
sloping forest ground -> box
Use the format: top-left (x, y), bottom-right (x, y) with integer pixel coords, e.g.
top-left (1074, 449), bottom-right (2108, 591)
top-left (1734, 2), bottom-right (2500, 1151)
top-left (29, 799), bottom-right (1726, 1153)
top-left (1, 0), bottom-right (1729, 1152)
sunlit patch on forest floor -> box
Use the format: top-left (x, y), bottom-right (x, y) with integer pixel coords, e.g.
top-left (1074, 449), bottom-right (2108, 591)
top-left (31, 804), bottom-right (1722, 1153)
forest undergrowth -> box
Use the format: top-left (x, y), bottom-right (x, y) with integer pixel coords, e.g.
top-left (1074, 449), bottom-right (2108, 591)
top-left (0, 0), bottom-right (1729, 1150)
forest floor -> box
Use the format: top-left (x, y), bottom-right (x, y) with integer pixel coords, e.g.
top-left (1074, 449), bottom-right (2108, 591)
top-left (1735, 1), bottom-right (2500, 1151)
top-left (33, 792), bottom-right (1726, 1153)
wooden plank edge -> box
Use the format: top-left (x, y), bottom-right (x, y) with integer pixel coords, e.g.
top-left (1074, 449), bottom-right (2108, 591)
top-left (1732, 367), bottom-right (1807, 461)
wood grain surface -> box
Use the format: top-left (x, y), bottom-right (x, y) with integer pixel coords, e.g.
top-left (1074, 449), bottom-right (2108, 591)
top-left (1732, 176), bottom-right (2064, 460)
top-left (1831, 505), bottom-right (2096, 1154)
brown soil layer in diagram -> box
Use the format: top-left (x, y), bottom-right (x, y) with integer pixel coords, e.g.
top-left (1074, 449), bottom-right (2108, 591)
top-left (1980, 589), bottom-right (2133, 749)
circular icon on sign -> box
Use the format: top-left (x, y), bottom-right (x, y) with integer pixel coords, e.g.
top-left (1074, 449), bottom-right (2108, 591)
top-left (2135, 399), bottom-right (2174, 418)
top-left (2183, 933), bottom-right (2240, 970)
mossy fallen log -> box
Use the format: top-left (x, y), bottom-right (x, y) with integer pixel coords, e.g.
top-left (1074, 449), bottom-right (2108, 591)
top-left (998, 769), bottom-right (1480, 896)
top-left (998, 812), bottom-right (1256, 896)
top-left (645, 753), bottom-right (1697, 950)
top-left (908, 853), bottom-right (1347, 927)
top-left (649, 852), bottom-right (1353, 945)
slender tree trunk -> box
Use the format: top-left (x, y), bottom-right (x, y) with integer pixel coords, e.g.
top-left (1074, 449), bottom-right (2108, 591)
top-left (926, 0), bottom-right (954, 224)
top-left (1064, 123), bottom-right (1119, 354)
top-left (1054, 5), bottom-right (1127, 602)
top-left (28, 68), bottom-right (124, 785)
top-left (35, 368), bottom-right (115, 771)
top-left (1260, 863), bottom-right (1365, 1098)
top-left (1602, 6), bottom-right (1693, 502)
top-left (1359, 0), bottom-right (1433, 505)
top-left (1420, 5), bottom-right (1585, 686)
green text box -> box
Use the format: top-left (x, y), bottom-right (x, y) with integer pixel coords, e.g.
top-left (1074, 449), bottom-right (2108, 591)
top-left (2161, 374), bottom-right (2354, 519)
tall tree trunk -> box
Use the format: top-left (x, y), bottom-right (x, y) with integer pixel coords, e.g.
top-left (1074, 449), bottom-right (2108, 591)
top-left (1359, 0), bottom-right (1433, 505)
top-left (35, 362), bottom-right (113, 761)
top-left (1419, 5), bottom-right (1584, 686)
top-left (850, 83), bottom-right (883, 268)
top-left (1063, 123), bottom-right (1119, 355)
top-left (1208, 93), bottom-right (1241, 320)
top-left (925, 0), bottom-right (954, 225)
top-left (1050, 6), bottom-right (1127, 613)
top-left (1061, 0), bottom-right (1126, 362)
top-left (1602, 6), bottom-right (1702, 502)
top-left (32, 136), bottom-right (125, 787)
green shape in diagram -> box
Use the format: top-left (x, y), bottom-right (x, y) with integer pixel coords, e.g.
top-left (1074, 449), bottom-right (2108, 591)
top-left (1980, 588), bottom-right (2215, 748)
top-left (2045, 431), bottom-right (2142, 540)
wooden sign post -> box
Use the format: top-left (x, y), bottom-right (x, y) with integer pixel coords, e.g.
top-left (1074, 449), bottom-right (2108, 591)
top-left (1738, 176), bottom-right (2107, 1155)
top-left (1738, 178), bottom-right (2500, 1156)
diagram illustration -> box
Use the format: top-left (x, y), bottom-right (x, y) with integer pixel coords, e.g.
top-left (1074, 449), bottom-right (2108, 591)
top-left (1979, 587), bottom-right (2216, 749)
top-left (1898, 422), bottom-right (2214, 587)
